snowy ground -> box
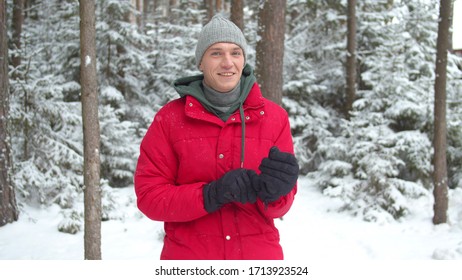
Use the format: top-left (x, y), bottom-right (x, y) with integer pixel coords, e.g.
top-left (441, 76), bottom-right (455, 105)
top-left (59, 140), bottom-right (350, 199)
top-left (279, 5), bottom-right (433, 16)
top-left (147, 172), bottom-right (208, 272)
top-left (1, 177), bottom-right (462, 261)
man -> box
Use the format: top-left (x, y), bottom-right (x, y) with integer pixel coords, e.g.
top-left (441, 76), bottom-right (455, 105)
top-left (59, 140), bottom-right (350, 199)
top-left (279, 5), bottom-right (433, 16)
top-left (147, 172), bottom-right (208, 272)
top-left (134, 15), bottom-right (299, 260)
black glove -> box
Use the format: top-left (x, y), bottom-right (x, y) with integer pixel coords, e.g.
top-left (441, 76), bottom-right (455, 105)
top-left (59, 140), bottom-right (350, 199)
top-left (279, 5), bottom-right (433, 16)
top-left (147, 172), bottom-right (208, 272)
top-left (203, 169), bottom-right (258, 213)
top-left (257, 146), bottom-right (299, 203)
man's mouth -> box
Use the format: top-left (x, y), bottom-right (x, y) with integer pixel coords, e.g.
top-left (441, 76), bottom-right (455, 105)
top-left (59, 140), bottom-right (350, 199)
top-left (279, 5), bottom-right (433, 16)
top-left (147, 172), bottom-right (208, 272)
top-left (219, 72), bottom-right (234, 76)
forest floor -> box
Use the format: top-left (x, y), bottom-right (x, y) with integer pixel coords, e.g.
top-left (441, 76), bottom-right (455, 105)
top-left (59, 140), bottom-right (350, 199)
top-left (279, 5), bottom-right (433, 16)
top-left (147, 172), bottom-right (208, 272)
top-left (1, 177), bottom-right (461, 261)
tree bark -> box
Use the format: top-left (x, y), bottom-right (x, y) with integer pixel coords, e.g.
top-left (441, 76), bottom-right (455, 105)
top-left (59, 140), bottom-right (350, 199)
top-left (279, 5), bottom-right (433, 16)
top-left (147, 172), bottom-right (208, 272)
top-left (11, 0), bottom-right (24, 70)
top-left (215, 0), bottom-right (222, 12)
top-left (205, 0), bottom-right (214, 23)
top-left (230, 0), bottom-right (244, 31)
top-left (0, 0), bottom-right (19, 227)
top-left (79, 0), bottom-right (102, 259)
top-left (162, 0), bottom-right (171, 19)
top-left (143, 0), bottom-right (149, 27)
top-left (136, 0), bottom-right (142, 28)
top-left (345, 0), bottom-right (356, 119)
top-left (255, 0), bottom-right (287, 105)
top-left (432, 0), bottom-right (452, 225)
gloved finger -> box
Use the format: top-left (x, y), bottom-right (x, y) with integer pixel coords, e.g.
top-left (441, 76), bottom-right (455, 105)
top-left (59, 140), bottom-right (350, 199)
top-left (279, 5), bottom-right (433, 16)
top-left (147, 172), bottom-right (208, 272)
top-left (229, 173), bottom-right (246, 203)
top-left (259, 168), bottom-right (298, 187)
top-left (256, 179), bottom-right (282, 203)
top-left (245, 184), bottom-right (257, 203)
top-left (259, 174), bottom-right (281, 195)
top-left (228, 170), bottom-right (251, 203)
top-left (268, 146), bottom-right (298, 166)
top-left (249, 170), bottom-right (261, 192)
top-left (260, 173), bottom-right (296, 196)
top-left (246, 169), bottom-right (258, 177)
top-left (259, 157), bottom-right (299, 176)
top-left (257, 188), bottom-right (280, 203)
top-left (244, 169), bottom-right (258, 203)
top-left (239, 177), bottom-right (250, 204)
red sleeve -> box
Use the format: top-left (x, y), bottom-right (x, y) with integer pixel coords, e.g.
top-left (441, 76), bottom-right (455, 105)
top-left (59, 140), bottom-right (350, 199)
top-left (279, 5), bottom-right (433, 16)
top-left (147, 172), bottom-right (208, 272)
top-left (134, 109), bottom-right (209, 222)
top-left (256, 108), bottom-right (297, 219)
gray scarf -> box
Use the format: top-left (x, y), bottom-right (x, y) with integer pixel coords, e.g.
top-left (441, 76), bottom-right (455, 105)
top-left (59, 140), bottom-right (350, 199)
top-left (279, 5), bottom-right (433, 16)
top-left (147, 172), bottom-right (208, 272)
top-left (202, 82), bottom-right (241, 121)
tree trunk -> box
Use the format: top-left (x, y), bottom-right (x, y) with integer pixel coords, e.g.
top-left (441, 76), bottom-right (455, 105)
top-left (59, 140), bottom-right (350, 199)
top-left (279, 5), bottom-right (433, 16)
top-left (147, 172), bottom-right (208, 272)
top-left (11, 0), bottom-right (24, 70)
top-left (79, 0), bottom-right (102, 259)
top-left (143, 0), bottom-right (149, 27)
top-left (162, 0), bottom-right (170, 19)
top-left (432, 0), bottom-right (452, 225)
top-left (215, 0), bottom-right (222, 12)
top-left (230, 0), bottom-right (244, 31)
top-left (153, 0), bottom-right (158, 18)
top-left (0, 0), bottom-right (19, 227)
top-left (205, 0), bottom-right (214, 23)
top-left (345, 0), bottom-right (356, 119)
top-left (255, 0), bottom-right (287, 105)
top-left (136, 0), bottom-right (142, 28)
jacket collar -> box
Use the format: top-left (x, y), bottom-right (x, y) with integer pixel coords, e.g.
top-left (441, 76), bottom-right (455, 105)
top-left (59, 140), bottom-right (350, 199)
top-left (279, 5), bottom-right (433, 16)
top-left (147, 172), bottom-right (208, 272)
top-left (175, 65), bottom-right (264, 168)
top-left (184, 82), bottom-right (265, 123)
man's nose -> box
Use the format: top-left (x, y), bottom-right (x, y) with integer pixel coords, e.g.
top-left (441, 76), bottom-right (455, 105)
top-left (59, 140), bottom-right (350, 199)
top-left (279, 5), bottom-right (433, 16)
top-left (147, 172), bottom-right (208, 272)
top-left (221, 53), bottom-right (233, 67)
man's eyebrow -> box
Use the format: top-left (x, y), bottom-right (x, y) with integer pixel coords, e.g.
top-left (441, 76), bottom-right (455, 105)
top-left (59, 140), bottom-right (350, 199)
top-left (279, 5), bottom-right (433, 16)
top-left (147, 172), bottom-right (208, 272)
top-left (207, 46), bottom-right (242, 51)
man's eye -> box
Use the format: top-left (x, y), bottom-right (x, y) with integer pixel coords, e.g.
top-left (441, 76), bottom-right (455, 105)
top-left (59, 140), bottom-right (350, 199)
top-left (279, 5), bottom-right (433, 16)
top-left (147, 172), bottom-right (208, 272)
top-left (232, 51), bottom-right (242, 56)
top-left (211, 52), bottom-right (221, 56)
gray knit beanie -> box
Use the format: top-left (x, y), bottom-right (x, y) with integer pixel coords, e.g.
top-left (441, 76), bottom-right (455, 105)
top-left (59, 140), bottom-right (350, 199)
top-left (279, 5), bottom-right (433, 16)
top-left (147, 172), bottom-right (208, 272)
top-left (195, 14), bottom-right (247, 68)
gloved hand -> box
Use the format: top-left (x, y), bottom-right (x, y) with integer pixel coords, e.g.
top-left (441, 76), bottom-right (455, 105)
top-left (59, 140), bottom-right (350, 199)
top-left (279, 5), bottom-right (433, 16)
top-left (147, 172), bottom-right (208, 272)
top-left (257, 146), bottom-right (299, 203)
top-left (203, 168), bottom-right (258, 213)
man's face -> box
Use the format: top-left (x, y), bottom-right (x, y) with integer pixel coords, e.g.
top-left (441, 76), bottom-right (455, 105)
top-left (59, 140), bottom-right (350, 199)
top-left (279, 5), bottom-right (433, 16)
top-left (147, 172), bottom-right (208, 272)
top-left (199, 42), bottom-right (245, 93)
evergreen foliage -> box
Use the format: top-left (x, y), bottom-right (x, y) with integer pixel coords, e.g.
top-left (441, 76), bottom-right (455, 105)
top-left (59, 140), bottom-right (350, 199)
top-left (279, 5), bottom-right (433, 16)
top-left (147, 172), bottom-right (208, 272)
top-left (284, 0), bottom-right (462, 221)
top-left (7, 0), bottom-right (462, 231)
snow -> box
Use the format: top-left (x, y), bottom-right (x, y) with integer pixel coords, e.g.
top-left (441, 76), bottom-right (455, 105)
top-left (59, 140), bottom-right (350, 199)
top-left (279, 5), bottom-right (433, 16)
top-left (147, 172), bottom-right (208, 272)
top-left (1, 177), bottom-right (461, 261)
top-left (85, 55), bottom-right (91, 67)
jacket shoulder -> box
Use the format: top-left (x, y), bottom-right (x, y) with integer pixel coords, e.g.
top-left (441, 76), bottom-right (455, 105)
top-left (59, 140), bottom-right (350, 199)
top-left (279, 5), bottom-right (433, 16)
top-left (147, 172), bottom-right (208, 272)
top-left (248, 83), bottom-right (289, 118)
top-left (155, 97), bottom-right (186, 118)
top-left (264, 98), bottom-right (288, 113)
top-left (262, 98), bottom-right (290, 123)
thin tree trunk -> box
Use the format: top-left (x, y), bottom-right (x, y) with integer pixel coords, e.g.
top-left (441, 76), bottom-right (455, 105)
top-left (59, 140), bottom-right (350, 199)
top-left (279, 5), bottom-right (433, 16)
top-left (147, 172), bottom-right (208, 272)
top-left (215, 0), bottom-right (222, 12)
top-left (136, 0), bottom-right (142, 28)
top-left (432, 0), bottom-right (452, 225)
top-left (345, 0), bottom-right (356, 119)
top-left (162, 0), bottom-right (170, 19)
top-left (79, 0), bottom-right (102, 259)
top-left (143, 0), bottom-right (149, 27)
top-left (230, 0), bottom-right (244, 31)
top-left (11, 0), bottom-right (24, 70)
top-left (116, 10), bottom-right (130, 98)
top-left (205, 0), bottom-right (214, 23)
top-left (153, 0), bottom-right (158, 18)
top-left (0, 0), bottom-right (19, 227)
top-left (255, 0), bottom-right (287, 105)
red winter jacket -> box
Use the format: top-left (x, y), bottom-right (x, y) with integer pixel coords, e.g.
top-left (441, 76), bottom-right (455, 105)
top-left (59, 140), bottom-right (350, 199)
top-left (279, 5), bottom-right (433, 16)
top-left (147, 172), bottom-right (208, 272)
top-left (134, 82), bottom-right (297, 260)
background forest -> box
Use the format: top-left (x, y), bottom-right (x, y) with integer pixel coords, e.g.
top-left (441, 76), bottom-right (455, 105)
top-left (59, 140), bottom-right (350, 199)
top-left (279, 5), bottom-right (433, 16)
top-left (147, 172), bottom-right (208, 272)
top-left (2, 0), bottom-right (462, 235)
